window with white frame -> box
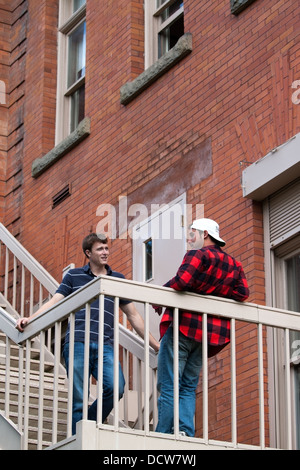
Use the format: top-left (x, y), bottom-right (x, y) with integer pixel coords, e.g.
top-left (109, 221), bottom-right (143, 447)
top-left (285, 249), bottom-right (300, 449)
top-left (265, 178), bottom-right (300, 449)
top-left (273, 236), bottom-right (300, 449)
top-left (145, 0), bottom-right (184, 69)
top-left (56, 0), bottom-right (86, 144)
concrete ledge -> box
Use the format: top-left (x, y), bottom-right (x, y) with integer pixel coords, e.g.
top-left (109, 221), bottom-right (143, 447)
top-left (242, 133), bottom-right (300, 200)
top-left (230, 0), bottom-right (257, 15)
top-left (120, 33), bottom-right (192, 106)
top-left (32, 117), bottom-right (91, 178)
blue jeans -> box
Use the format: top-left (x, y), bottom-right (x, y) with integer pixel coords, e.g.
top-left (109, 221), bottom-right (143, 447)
top-left (63, 342), bottom-right (125, 434)
top-left (156, 327), bottom-right (202, 437)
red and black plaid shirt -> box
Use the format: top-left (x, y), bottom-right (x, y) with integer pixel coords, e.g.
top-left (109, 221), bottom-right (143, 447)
top-left (159, 245), bottom-right (249, 357)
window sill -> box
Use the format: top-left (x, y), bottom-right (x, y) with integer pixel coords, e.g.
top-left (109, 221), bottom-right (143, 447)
top-left (31, 117), bottom-right (91, 178)
top-left (120, 33), bottom-right (192, 106)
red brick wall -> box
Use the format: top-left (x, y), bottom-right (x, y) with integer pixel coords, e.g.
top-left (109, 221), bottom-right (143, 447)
top-left (0, 2), bottom-right (9, 221)
top-left (0, 1), bottom-right (28, 232)
top-left (2, 0), bottom-right (300, 445)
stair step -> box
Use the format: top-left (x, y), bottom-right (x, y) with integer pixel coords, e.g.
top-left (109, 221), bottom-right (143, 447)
top-left (0, 367), bottom-right (67, 385)
top-left (0, 354), bottom-right (58, 373)
top-left (4, 409), bottom-right (68, 430)
top-left (0, 390), bottom-right (68, 406)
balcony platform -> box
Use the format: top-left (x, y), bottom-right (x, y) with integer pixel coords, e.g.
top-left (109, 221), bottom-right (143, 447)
top-left (49, 420), bottom-right (254, 451)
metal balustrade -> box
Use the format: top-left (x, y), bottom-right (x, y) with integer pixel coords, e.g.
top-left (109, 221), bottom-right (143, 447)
top-left (0, 224), bottom-right (58, 314)
top-left (1, 274), bottom-right (300, 449)
top-left (1, 223), bottom-right (300, 450)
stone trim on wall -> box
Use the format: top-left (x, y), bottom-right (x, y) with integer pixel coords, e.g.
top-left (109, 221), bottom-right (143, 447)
top-left (230, 0), bottom-right (257, 15)
top-left (32, 117), bottom-right (91, 178)
top-left (120, 33), bottom-right (193, 106)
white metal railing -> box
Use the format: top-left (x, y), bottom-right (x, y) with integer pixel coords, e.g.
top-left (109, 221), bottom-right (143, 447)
top-left (0, 276), bottom-right (158, 449)
top-left (0, 222), bottom-right (59, 319)
top-left (1, 273), bottom-right (300, 449)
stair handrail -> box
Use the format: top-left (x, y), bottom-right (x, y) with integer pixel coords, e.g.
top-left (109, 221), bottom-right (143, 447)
top-left (7, 271), bottom-right (300, 349)
top-left (0, 275), bottom-right (158, 367)
top-left (0, 223), bottom-right (58, 295)
top-left (0, 307), bottom-right (20, 344)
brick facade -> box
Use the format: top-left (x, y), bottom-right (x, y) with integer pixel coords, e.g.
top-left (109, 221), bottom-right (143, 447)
top-left (1, 0), bottom-right (300, 445)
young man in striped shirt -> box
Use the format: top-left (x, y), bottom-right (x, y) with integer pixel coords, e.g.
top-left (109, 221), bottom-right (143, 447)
top-left (16, 233), bottom-right (159, 434)
top-left (154, 218), bottom-right (249, 437)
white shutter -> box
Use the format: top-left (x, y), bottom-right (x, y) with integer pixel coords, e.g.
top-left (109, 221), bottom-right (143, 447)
top-left (269, 178), bottom-right (300, 248)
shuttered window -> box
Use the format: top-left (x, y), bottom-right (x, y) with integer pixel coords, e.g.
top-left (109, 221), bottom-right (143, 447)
top-left (269, 178), bottom-right (300, 248)
top-left (268, 178), bottom-right (300, 449)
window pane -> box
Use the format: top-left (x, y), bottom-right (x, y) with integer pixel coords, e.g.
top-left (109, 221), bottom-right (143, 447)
top-left (288, 254), bottom-right (300, 358)
top-left (157, 0), bottom-right (183, 9)
top-left (70, 84), bottom-right (85, 132)
top-left (68, 21), bottom-right (86, 88)
top-left (158, 14), bottom-right (184, 57)
top-left (157, 1), bottom-right (184, 58)
top-left (144, 239), bottom-right (153, 281)
top-left (169, 0), bottom-right (184, 14)
top-left (287, 255), bottom-right (300, 312)
top-left (73, 0), bottom-right (86, 13)
top-left (161, 0), bottom-right (183, 20)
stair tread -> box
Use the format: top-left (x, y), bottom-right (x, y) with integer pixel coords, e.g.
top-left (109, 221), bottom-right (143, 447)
top-left (0, 369), bottom-right (67, 382)
top-left (0, 366), bottom-right (66, 379)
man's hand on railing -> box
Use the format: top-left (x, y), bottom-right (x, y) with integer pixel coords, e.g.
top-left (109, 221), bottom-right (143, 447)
top-left (15, 293), bottom-right (64, 333)
top-left (15, 317), bottom-right (29, 332)
top-left (120, 302), bottom-right (160, 352)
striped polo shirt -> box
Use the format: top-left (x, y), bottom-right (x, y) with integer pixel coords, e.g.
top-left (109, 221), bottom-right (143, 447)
top-left (57, 264), bottom-right (131, 346)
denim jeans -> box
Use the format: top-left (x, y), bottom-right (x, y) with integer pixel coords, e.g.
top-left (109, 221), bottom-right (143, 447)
top-left (63, 341), bottom-right (125, 435)
top-left (156, 327), bottom-right (202, 437)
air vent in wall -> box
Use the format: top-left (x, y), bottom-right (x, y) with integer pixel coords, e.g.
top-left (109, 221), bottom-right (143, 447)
top-left (52, 184), bottom-right (71, 209)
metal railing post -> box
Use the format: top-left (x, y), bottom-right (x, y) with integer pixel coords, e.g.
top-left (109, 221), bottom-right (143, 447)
top-left (83, 303), bottom-right (91, 422)
top-left (37, 330), bottom-right (45, 449)
top-left (144, 302), bottom-right (150, 434)
top-left (67, 313), bottom-right (75, 437)
top-left (258, 323), bottom-right (265, 449)
top-left (202, 313), bottom-right (208, 444)
top-left (113, 297), bottom-right (120, 430)
top-left (97, 294), bottom-right (105, 426)
top-left (52, 321), bottom-right (62, 445)
top-left (285, 328), bottom-right (292, 450)
top-left (173, 307), bottom-right (179, 437)
top-left (230, 318), bottom-right (237, 447)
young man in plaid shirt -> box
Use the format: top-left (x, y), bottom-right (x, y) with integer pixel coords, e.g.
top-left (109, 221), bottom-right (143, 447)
top-left (154, 218), bottom-right (249, 437)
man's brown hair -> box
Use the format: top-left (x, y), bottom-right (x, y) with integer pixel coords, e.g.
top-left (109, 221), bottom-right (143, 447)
top-left (82, 233), bottom-right (108, 257)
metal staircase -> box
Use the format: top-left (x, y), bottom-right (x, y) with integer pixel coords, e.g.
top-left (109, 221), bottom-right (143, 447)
top-left (0, 226), bottom-right (69, 449)
top-left (0, 223), bottom-right (158, 450)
